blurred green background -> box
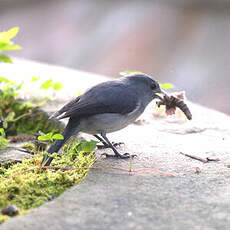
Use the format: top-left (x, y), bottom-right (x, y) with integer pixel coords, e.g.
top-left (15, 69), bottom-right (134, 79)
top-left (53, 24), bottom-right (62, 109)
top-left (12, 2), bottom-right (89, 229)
top-left (1, 0), bottom-right (230, 114)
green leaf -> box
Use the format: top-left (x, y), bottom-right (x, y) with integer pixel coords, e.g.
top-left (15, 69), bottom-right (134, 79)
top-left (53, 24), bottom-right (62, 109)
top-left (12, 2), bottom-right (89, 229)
top-left (0, 27), bottom-right (20, 42)
top-left (11, 82), bottom-right (23, 91)
top-left (0, 44), bottom-right (21, 52)
top-left (38, 130), bottom-right (46, 136)
top-left (0, 128), bottom-right (5, 136)
top-left (3, 120), bottom-right (8, 129)
top-left (31, 76), bottom-right (40, 82)
top-left (46, 132), bottom-right (53, 140)
top-left (0, 130), bottom-right (8, 149)
top-left (38, 132), bottom-right (56, 142)
top-left (0, 41), bottom-right (9, 47)
top-left (40, 79), bottom-right (53, 90)
top-left (0, 76), bottom-right (10, 83)
top-left (52, 82), bottom-right (63, 91)
top-left (0, 89), bottom-right (3, 97)
top-left (50, 152), bottom-right (58, 158)
top-left (38, 132), bottom-right (52, 141)
top-left (120, 71), bottom-right (144, 76)
top-left (0, 54), bottom-right (13, 63)
top-left (160, 83), bottom-right (174, 90)
top-left (78, 140), bottom-right (97, 152)
top-left (38, 136), bottom-right (48, 141)
top-left (0, 42), bottom-right (10, 52)
top-left (52, 134), bottom-right (64, 140)
top-left (5, 111), bottom-right (15, 122)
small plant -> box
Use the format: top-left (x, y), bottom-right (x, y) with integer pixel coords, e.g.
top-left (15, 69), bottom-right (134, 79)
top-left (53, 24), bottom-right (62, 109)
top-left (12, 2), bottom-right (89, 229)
top-left (63, 140), bottom-right (98, 163)
top-left (38, 131), bottom-right (64, 143)
top-left (30, 77), bottom-right (63, 93)
top-left (40, 79), bottom-right (63, 91)
top-left (0, 27), bottom-right (21, 64)
top-left (29, 77), bottom-right (63, 102)
top-left (0, 76), bottom-right (63, 136)
top-left (0, 128), bottom-right (8, 150)
top-left (38, 131), bottom-right (64, 165)
top-left (74, 140), bottom-right (98, 153)
top-left (0, 30), bottom-right (63, 136)
top-left (0, 27), bottom-right (33, 135)
top-left (0, 76), bottom-right (34, 134)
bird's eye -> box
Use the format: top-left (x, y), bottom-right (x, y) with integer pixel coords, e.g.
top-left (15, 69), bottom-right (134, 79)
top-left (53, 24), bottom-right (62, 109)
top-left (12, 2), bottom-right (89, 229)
top-left (151, 83), bottom-right (157, 90)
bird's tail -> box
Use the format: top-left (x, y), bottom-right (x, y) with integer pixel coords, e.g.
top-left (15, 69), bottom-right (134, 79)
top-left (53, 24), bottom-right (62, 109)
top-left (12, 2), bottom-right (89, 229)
top-left (41, 118), bottom-right (81, 166)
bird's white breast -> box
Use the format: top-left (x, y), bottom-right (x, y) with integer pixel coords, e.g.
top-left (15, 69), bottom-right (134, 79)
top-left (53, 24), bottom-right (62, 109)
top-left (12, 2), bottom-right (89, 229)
top-left (79, 102), bottom-right (145, 134)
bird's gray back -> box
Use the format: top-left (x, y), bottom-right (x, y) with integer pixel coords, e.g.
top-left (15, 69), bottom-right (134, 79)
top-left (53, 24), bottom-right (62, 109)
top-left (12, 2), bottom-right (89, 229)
top-left (56, 80), bottom-right (139, 120)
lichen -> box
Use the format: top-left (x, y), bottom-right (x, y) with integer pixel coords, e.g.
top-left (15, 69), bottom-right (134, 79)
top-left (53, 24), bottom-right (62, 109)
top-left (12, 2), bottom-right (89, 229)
top-left (0, 140), bottom-right (96, 224)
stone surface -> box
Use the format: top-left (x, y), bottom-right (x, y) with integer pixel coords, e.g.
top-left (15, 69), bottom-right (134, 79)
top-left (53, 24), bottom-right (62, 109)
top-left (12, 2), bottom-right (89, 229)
top-left (1, 59), bottom-right (230, 229)
top-left (0, 145), bottom-right (32, 163)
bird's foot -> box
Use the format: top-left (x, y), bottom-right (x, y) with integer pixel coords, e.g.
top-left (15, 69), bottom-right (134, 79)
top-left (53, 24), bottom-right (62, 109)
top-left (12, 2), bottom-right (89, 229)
top-left (97, 141), bottom-right (124, 149)
top-left (102, 152), bottom-right (136, 159)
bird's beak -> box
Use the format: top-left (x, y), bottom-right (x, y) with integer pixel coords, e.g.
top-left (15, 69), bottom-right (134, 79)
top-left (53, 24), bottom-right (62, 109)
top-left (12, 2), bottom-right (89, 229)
top-left (154, 89), bottom-right (167, 99)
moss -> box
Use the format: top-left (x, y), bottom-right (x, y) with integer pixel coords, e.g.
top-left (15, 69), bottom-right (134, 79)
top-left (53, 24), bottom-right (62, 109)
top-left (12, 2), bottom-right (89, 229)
top-left (21, 142), bottom-right (36, 151)
top-left (0, 140), bottom-right (96, 224)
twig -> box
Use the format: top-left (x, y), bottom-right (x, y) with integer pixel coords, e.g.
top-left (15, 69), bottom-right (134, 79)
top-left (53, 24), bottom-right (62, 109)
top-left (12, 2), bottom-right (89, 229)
top-left (180, 152), bottom-right (208, 163)
top-left (0, 165), bottom-right (175, 182)
top-left (206, 157), bottom-right (220, 162)
top-left (42, 166), bottom-right (175, 176)
top-left (0, 167), bottom-right (39, 182)
top-left (180, 152), bottom-right (220, 163)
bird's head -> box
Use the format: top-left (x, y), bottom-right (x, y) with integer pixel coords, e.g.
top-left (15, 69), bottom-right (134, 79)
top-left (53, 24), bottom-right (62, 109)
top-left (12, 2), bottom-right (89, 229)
top-left (122, 73), bottom-right (166, 101)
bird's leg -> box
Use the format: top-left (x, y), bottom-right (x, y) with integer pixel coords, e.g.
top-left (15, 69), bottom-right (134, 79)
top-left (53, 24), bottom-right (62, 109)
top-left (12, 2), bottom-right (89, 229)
top-left (94, 134), bottom-right (124, 149)
top-left (94, 134), bottom-right (110, 148)
top-left (100, 131), bottom-right (136, 159)
top-left (41, 118), bottom-right (80, 166)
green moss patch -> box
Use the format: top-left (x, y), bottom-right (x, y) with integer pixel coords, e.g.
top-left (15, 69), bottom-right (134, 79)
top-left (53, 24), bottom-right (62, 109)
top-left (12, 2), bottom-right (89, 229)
top-left (0, 76), bottom-right (64, 137)
top-left (5, 105), bottom-right (64, 136)
top-left (0, 140), bottom-right (96, 224)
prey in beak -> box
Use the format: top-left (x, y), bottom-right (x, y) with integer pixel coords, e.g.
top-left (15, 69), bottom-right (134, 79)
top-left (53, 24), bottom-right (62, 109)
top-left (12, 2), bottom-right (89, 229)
top-left (154, 90), bottom-right (167, 100)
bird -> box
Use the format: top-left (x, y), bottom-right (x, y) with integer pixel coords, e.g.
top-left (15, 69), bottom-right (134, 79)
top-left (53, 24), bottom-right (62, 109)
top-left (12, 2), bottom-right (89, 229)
top-left (41, 73), bottom-right (165, 166)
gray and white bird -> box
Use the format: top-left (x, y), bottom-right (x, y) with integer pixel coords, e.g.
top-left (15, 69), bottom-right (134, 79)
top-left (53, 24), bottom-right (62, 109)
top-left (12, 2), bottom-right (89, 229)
top-left (41, 73), bottom-right (165, 166)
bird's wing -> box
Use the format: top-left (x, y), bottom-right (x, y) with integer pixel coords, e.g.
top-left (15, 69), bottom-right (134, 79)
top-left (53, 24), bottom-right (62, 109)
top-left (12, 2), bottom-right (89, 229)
top-left (52, 81), bottom-right (139, 120)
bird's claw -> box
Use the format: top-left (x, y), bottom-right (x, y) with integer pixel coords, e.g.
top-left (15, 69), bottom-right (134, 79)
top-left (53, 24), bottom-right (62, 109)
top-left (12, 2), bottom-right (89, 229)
top-left (113, 142), bottom-right (124, 147)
